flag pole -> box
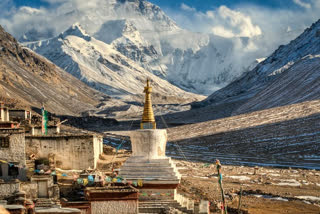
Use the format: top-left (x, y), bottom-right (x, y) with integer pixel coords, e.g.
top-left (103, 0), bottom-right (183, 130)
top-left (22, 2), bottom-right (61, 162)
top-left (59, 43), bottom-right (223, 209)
top-left (216, 159), bottom-right (227, 214)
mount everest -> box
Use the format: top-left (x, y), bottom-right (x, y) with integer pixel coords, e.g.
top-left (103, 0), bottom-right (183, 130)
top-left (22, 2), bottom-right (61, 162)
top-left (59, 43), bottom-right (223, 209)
top-left (26, 23), bottom-right (200, 103)
top-left (16, 0), bottom-right (260, 96)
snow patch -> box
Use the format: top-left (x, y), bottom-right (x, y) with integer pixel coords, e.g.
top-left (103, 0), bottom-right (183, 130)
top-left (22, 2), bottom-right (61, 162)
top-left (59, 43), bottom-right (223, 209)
top-left (276, 179), bottom-right (301, 187)
top-left (295, 196), bottom-right (320, 201)
top-left (227, 175), bottom-right (250, 181)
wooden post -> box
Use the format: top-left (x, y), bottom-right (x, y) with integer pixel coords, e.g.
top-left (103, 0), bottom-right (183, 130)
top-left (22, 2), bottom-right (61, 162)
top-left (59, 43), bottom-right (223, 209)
top-left (216, 159), bottom-right (227, 214)
top-left (237, 186), bottom-right (243, 214)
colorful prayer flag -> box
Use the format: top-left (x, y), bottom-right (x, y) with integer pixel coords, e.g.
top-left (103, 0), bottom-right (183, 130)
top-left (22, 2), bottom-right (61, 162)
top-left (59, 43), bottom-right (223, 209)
top-left (41, 107), bottom-right (48, 135)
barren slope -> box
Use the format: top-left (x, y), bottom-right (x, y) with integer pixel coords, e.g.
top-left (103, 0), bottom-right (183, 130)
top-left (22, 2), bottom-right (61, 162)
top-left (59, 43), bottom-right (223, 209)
top-left (167, 100), bottom-right (320, 169)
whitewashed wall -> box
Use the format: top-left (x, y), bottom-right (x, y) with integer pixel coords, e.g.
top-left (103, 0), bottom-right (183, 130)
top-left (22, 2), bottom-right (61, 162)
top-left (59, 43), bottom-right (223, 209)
top-left (25, 135), bottom-right (103, 170)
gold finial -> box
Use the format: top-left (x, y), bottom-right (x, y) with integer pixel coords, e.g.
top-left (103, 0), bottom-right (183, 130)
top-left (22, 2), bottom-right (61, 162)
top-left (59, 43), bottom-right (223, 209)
top-left (141, 79), bottom-right (156, 129)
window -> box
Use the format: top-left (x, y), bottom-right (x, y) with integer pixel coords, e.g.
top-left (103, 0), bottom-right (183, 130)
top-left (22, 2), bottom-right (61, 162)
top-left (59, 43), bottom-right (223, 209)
top-left (8, 165), bottom-right (19, 177)
top-left (0, 137), bottom-right (9, 148)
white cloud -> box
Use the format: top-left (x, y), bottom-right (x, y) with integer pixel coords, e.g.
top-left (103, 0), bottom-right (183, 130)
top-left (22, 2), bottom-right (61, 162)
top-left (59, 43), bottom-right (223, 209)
top-left (211, 6), bottom-right (262, 38)
top-left (165, 1), bottom-right (320, 59)
top-left (293, 0), bottom-right (311, 9)
top-left (180, 3), bottom-right (196, 12)
top-left (212, 26), bottom-right (235, 38)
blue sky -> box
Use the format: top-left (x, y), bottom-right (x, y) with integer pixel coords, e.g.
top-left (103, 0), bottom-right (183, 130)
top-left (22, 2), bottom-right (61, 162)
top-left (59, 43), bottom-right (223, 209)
top-left (3, 0), bottom-right (319, 49)
top-left (11, 0), bottom-right (303, 11)
top-left (149, 0), bottom-right (302, 11)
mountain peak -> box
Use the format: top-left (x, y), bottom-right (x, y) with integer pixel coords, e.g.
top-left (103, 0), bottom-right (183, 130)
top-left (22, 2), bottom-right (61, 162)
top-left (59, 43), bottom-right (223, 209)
top-left (60, 23), bottom-right (91, 41)
top-left (94, 19), bottom-right (140, 44)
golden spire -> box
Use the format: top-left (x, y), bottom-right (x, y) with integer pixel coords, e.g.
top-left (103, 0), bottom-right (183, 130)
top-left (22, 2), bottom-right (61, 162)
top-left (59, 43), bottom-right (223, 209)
top-left (141, 79), bottom-right (156, 129)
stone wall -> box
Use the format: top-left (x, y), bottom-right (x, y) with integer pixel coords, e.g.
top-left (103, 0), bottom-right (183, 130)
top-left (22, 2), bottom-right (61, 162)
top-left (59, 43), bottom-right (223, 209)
top-left (25, 135), bottom-right (103, 170)
top-left (0, 130), bottom-right (26, 181)
top-left (0, 131), bottom-right (25, 164)
top-left (91, 201), bottom-right (138, 214)
top-left (20, 182), bottom-right (37, 199)
top-left (0, 182), bottom-right (19, 198)
top-left (139, 189), bottom-right (175, 201)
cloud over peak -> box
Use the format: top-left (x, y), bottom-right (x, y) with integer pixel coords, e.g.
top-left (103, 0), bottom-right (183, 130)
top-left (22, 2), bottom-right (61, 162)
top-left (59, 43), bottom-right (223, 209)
top-left (211, 6), bottom-right (262, 38)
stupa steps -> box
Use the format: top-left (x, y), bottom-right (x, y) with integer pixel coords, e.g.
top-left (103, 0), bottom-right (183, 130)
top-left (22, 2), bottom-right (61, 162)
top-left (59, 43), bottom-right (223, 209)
top-left (123, 162), bottom-right (172, 167)
top-left (120, 167), bottom-right (175, 173)
top-left (120, 168), bottom-right (175, 175)
top-left (120, 176), bottom-right (179, 180)
top-left (123, 157), bottom-right (172, 163)
top-left (120, 174), bottom-right (178, 178)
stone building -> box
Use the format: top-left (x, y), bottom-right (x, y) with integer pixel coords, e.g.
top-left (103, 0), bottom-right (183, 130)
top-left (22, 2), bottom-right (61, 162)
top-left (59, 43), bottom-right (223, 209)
top-left (25, 135), bottom-right (103, 170)
top-left (0, 127), bottom-right (26, 181)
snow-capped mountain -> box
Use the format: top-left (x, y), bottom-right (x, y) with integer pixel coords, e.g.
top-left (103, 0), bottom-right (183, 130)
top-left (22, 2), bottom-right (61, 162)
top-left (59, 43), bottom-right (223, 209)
top-left (18, 0), bottom-right (257, 95)
top-left (26, 23), bottom-right (201, 103)
top-left (94, 19), bottom-right (161, 76)
top-left (197, 19), bottom-right (320, 115)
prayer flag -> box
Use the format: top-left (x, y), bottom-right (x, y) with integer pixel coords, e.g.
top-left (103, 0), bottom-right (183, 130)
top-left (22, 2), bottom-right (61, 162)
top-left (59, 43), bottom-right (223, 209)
top-left (41, 107), bottom-right (48, 135)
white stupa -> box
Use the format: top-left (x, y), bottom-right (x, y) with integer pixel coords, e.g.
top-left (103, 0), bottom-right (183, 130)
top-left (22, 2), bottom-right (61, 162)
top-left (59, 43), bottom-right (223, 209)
top-left (119, 80), bottom-right (180, 200)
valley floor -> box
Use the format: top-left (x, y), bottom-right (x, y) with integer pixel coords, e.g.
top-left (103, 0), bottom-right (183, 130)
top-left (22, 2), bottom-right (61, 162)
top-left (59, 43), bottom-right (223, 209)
top-left (175, 160), bottom-right (320, 214)
top-left (96, 148), bottom-right (320, 214)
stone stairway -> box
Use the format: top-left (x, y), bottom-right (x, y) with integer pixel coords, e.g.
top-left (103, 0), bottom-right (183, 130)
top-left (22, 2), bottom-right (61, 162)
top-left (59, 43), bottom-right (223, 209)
top-left (119, 156), bottom-right (181, 181)
top-left (35, 198), bottom-right (57, 208)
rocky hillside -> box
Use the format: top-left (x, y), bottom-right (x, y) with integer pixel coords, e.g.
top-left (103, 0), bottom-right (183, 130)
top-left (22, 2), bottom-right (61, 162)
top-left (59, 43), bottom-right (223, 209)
top-left (0, 25), bottom-right (105, 115)
top-left (167, 100), bottom-right (320, 169)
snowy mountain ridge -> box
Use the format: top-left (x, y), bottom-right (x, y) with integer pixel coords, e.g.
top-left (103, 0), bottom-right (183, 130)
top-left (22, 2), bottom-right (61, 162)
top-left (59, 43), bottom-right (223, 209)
top-left (26, 24), bottom-right (203, 103)
top-left (18, 0), bottom-right (259, 95)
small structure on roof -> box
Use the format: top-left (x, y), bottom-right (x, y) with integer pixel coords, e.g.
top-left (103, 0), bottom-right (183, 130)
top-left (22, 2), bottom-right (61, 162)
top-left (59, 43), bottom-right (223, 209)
top-left (31, 126), bottom-right (60, 136)
top-left (0, 102), bottom-right (9, 122)
top-left (9, 109), bottom-right (32, 122)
